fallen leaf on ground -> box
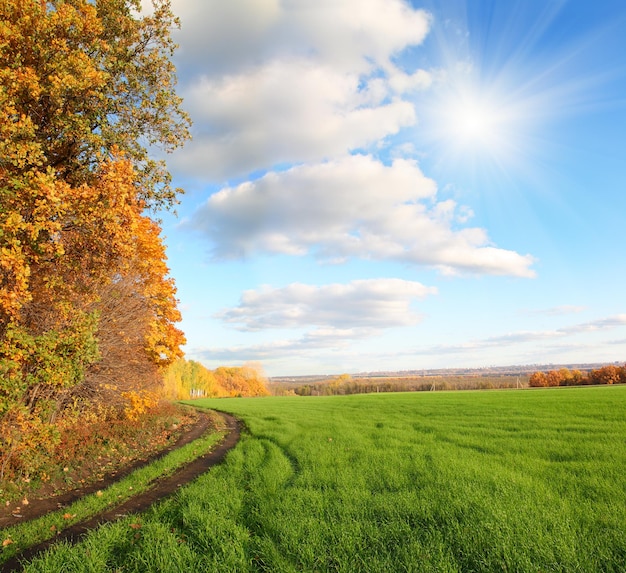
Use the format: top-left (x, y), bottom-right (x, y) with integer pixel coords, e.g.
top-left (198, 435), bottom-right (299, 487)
top-left (62, 513), bottom-right (76, 520)
top-left (129, 523), bottom-right (141, 530)
top-left (2, 538), bottom-right (13, 547)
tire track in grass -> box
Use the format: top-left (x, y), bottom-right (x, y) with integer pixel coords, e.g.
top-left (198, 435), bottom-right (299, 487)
top-left (0, 413), bottom-right (242, 573)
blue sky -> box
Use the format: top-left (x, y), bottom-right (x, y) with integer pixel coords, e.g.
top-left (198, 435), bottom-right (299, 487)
top-left (156, 0), bottom-right (626, 376)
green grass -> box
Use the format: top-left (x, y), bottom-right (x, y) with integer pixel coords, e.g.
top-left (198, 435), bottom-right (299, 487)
top-left (15, 386), bottom-right (626, 572)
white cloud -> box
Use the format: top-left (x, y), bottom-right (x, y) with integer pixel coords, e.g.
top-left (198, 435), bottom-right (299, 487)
top-left (190, 313), bottom-right (626, 372)
top-left (171, 0), bottom-right (431, 76)
top-left (176, 60), bottom-right (418, 179)
top-left (166, 0), bottom-right (432, 179)
top-left (215, 278), bottom-right (437, 331)
top-left (482, 331), bottom-right (565, 346)
top-left (185, 155), bottom-right (536, 277)
top-left (561, 314), bottom-right (626, 334)
top-left (525, 305), bottom-right (587, 316)
top-left (191, 328), bottom-right (364, 363)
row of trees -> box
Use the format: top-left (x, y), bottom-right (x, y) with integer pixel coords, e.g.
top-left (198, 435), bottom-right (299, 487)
top-left (273, 366), bottom-right (626, 396)
top-left (528, 365), bottom-right (626, 387)
top-left (163, 360), bottom-right (270, 399)
top-left (1, 0), bottom-right (190, 478)
top-left (271, 374), bottom-right (525, 396)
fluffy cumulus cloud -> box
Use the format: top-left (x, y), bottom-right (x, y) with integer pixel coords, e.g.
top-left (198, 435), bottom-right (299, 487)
top-left (195, 276), bottom-right (439, 368)
top-left (176, 61), bottom-right (419, 179)
top-left (215, 278), bottom-right (437, 331)
top-left (166, 0), bottom-right (432, 179)
top-left (186, 155), bottom-right (535, 277)
top-left (171, 0), bottom-right (431, 75)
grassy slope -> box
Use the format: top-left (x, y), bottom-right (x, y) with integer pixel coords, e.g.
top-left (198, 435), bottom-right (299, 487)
top-left (19, 387), bottom-right (626, 572)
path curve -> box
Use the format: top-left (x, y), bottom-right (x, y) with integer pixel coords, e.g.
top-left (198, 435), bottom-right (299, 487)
top-left (0, 409), bottom-right (216, 528)
top-left (1, 411), bottom-right (242, 573)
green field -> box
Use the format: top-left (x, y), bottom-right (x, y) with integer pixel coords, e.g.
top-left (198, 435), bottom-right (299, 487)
top-left (22, 387), bottom-right (626, 572)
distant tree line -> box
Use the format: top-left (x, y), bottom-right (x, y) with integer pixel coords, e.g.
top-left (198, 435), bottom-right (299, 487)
top-left (163, 359), bottom-right (270, 400)
top-left (269, 374), bottom-right (527, 396)
top-left (270, 366), bottom-right (626, 397)
top-left (528, 365), bottom-right (626, 387)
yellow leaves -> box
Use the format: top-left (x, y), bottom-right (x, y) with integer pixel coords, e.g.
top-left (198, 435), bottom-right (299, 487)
top-left (1, 0), bottom-right (189, 205)
top-left (0, 243), bottom-right (31, 322)
top-left (0, 158), bottom-right (143, 328)
top-left (46, 51), bottom-right (107, 99)
top-left (9, 67), bottom-right (42, 99)
top-left (2, 538), bottom-right (13, 547)
top-left (122, 390), bottom-right (160, 422)
top-left (2, 212), bottom-right (24, 234)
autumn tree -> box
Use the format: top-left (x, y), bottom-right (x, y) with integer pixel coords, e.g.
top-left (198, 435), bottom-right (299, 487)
top-left (1, 0), bottom-right (190, 476)
top-left (214, 364), bottom-right (270, 397)
top-left (528, 371), bottom-right (548, 388)
top-left (163, 360), bottom-right (270, 399)
top-left (558, 368), bottom-right (573, 386)
top-left (588, 365), bottom-right (622, 386)
top-left (163, 359), bottom-right (227, 400)
top-left (545, 370), bottom-right (563, 387)
top-left (568, 369), bottom-right (586, 386)
top-left (71, 214), bottom-right (186, 412)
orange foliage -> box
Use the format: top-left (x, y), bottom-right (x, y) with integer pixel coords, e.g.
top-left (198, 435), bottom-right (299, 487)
top-left (528, 372), bottom-right (548, 387)
top-left (528, 365), bottom-right (626, 388)
top-left (588, 365), bottom-right (623, 385)
top-left (546, 370), bottom-right (563, 387)
top-left (131, 216), bottom-right (186, 368)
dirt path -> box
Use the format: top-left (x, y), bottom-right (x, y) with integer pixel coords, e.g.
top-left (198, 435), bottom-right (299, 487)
top-left (0, 411), bottom-right (242, 573)
top-left (0, 410), bottom-right (217, 528)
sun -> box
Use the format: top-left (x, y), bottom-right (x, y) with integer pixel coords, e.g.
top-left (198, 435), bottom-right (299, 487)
top-left (440, 87), bottom-right (510, 152)
top-left (416, 75), bottom-right (536, 178)
top-left (450, 98), bottom-right (496, 144)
